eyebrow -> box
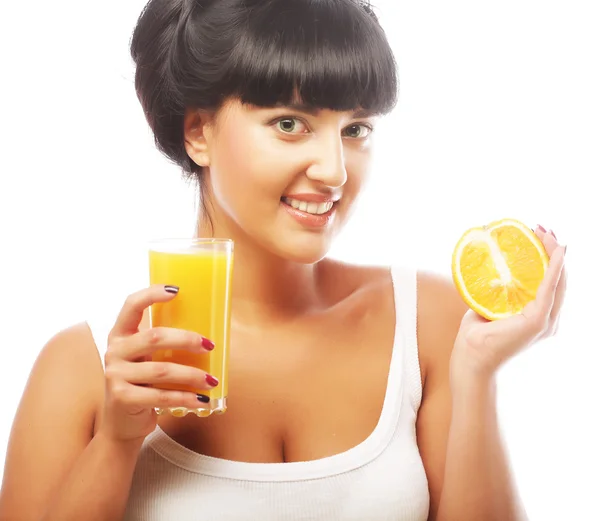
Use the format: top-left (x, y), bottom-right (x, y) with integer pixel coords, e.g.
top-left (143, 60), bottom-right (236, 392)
top-left (275, 103), bottom-right (378, 119)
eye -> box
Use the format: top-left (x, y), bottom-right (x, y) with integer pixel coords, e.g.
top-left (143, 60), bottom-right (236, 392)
top-left (342, 123), bottom-right (373, 139)
top-left (276, 118), bottom-right (309, 134)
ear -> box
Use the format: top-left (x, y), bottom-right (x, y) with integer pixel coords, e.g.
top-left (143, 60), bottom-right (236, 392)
top-left (183, 109), bottom-right (215, 168)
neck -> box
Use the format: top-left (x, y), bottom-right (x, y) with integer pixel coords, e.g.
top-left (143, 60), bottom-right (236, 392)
top-left (195, 209), bottom-right (325, 327)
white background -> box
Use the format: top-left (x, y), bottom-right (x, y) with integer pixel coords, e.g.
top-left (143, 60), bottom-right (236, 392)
top-left (1, 0), bottom-right (599, 519)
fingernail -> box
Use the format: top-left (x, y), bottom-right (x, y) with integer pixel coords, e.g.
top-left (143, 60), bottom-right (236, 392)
top-left (537, 224), bottom-right (547, 233)
top-left (549, 229), bottom-right (557, 239)
top-left (197, 394), bottom-right (210, 403)
top-left (205, 374), bottom-right (219, 387)
top-left (164, 285), bottom-right (179, 294)
top-left (564, 245), bottom-right (567, 255)
top-left (202, 337), bottom-right (215, 351)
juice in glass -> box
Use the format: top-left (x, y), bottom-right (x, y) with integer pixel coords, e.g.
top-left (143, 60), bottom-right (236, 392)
top-left (148, 238), bottom-right (234, 417)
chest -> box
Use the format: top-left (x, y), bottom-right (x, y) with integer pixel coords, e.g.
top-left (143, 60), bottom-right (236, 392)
top-left (158, 290), bottom-right (397, 463)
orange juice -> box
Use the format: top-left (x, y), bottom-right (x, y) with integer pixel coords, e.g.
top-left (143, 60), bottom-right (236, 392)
top-left (148, 239), bottom-right (234, 417)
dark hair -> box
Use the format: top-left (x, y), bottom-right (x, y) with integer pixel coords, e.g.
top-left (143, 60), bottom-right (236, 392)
top-left (130, 0), bottom-right (398, 183)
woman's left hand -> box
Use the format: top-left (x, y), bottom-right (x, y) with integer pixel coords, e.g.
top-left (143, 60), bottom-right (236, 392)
top-left (450, 225), bottom-right (568, 385)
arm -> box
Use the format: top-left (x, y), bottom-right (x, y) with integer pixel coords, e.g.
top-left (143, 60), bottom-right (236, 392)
top-left (436, 374), bottom-right (527, 521)
top-left (2, 284), bottom-right (216, 521)
top-left (0, 323), bottom-right (139, 521)
top-left (41, 432), bottom-right (142, 521)
top-left (416, 273), bottom-right (527, 521)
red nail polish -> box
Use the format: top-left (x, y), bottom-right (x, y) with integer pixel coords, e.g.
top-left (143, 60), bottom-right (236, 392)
top-left (202, 337), bottom-right (215, 351)
top-left (537, 224), bottom-right (547, 233)
top-left (550, 229), bottom-right (557, 239)
top-left (206, 374), bottom-right (219, 387)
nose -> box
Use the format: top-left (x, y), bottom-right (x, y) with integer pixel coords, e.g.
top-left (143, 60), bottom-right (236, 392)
top-left (305, 135), bottom-right (348, 188)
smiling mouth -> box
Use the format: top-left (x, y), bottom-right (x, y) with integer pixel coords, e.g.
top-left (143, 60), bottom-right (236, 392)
top-left (280, 197), bottom-right (336, 215)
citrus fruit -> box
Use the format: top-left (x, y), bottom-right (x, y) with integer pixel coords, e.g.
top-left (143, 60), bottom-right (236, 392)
top-left (452, 218), bottom-right (549, 320)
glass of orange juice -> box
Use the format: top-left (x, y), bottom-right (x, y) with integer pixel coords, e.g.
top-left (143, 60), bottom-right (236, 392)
top-left (148, 238), bottom-right (234, 417)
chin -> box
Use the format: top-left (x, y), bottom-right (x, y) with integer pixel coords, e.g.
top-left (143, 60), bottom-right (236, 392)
top-left (286, 248), bottom-right (329, 265)
top-left (269, 233), bottom-right (334, 265)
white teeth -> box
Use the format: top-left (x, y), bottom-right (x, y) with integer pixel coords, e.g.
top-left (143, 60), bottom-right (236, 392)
top-left (306, 202), bottom-right (318, 214)
top-left (316, 202), bottom-right (334, 214)
top-left (283, 198), bottom-right (335, 215)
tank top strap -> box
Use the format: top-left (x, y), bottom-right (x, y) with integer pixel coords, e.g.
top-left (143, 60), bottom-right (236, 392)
top-left (390, 265), bottom-right (423, 414)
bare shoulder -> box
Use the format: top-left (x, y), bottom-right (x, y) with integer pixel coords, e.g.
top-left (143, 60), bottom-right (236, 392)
top-left (0, 322), bottom-right (104, 518)
top-left (33, 321), bottom-right (105, 402)
top-left (23, 322), bottom-right (104, 398)
top-left (10, 321), bottom-right (105, 439)
top-left (319, 259), bottom-right (468, 359)
top-left (326, 263), bottom-right (469, 380)
top-left (417, 270), bottom-right (469, 382)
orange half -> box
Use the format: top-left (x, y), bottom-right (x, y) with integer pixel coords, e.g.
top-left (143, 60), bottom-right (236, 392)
top-left (452, 219), bottom-right (549, 320)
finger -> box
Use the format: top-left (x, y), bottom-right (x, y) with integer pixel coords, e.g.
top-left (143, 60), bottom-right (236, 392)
top-left (542, 229), bottom-right (561, 258)
top-left (109, 361), bottom-right (218, 391)
top-left (533, 225), bottom-right (567, 328)
top-left (549, 261), bottom-right (568, 327)
top-left (110, 382), bottom-right (210, 411)
top-left (111, 327), bottom-right (214, 361)
top-left (534, 225), bottom-right (560, 257)
top-left (110, 285), bottom-right (179, 338)
top-left (529, 244), bottom-right (566, 319)
top-left (533, 224), bottom-right (546, 242)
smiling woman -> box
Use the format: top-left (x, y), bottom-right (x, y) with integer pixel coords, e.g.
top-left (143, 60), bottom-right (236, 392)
top-left (0, 0), bottom-right (572, 521)
top-left (184, 97), bottom-right (384, 263)
top-left (130, 0), bottom-right (397, 263)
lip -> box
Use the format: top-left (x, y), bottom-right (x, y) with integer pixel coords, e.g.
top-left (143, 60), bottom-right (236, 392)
top-left (280, 199), bottom-right (337, 228)
top-left (282, 193), bottom-right (341, 203)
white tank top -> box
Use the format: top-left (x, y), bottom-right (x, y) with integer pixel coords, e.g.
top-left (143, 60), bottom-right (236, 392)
top-left (87, 266), bottom-right (430, 521)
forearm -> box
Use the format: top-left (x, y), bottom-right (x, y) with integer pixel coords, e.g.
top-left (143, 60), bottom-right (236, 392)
top-left (436, 377), bottom-right (528, 521)
top-left (41, 432), bottom-right (142, 521)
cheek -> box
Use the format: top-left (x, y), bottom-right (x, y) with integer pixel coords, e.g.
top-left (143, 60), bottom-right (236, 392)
top-left (210, 124), bottom-right (253, 194)
top-left (209, 124), bottom-right (297, 207)
top-left (208, 124), bottom-right (263, 215)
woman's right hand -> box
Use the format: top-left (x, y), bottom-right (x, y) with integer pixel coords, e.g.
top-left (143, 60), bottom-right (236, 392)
top-left (99, 285), bottom-right (217, 443)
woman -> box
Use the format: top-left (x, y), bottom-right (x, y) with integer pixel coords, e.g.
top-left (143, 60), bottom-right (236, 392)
top-left (0, 0), bottom-right (566, 520)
